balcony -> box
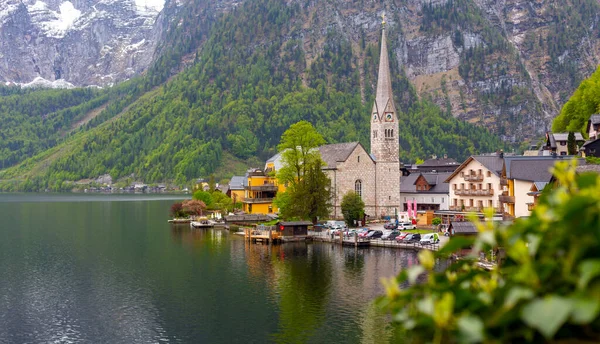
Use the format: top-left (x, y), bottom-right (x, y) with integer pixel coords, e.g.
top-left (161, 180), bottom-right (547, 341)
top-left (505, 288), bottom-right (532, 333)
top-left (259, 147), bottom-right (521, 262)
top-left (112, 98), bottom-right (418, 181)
top-left (464, 174), bottom-right (484, 182)
top-left (243, 197), bottom-right (274, 204)
top-left (245, 184), bottom-right (278, 192)
top-left (527, 203), bottom-right (535, 211)
top-left (464, 207), bottom-right (484, 212)
top-left (500, 178), bottom-right (508, 186)
top-left (499, 195), bottom-right (515, 204)
top-left (455, 189), bottom-right (494, 196)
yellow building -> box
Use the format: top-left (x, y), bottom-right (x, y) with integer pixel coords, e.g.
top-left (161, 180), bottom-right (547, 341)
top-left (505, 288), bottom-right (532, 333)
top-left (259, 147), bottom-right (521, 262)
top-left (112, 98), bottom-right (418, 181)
top-left (239, 153), bottom-right (287, 214)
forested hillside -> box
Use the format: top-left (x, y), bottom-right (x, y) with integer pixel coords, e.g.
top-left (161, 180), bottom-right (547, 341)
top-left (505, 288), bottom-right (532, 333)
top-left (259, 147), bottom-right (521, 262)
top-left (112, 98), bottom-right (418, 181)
top-left (11, 0), bottom-right (598, 191)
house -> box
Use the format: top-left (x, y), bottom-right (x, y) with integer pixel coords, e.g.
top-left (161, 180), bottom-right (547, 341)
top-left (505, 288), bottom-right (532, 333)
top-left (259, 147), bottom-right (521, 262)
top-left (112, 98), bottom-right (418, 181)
top-left (418, 156), bottom-right (460, 173)
top-left (445, 155), bottom-right (504, 213)
top-left (501, 156), bottom-right (582, 218)
top-left (277, 221), bottom-right (311, 238)
top-left (543, 132), bottom-right (585, 156)
top-left (228, 176), bottom-right (246, 204)
top-left (586, 114), bottom-right (600, 140)
top-left (400, 172), bottom-right (451, 211)
top-left (242, 168), bottom-right (281, 215)
top-left (448, 221), bottom-right (478, 236)
top-left (526, 182), bottom-right (548, 212)
top-left (582, 138), bottom-right (600, 158)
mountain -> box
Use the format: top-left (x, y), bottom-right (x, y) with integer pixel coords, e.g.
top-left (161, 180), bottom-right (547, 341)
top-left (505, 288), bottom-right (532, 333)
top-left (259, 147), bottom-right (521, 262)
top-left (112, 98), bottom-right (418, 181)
top-left (0, 0), bottom-right (598, 190)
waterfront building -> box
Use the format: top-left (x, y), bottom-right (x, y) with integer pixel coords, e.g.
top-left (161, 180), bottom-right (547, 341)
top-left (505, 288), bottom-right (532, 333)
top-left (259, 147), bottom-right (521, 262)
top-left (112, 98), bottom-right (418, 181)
top-left (543, 131), bottom-right (585, 156)
top-left (400, 172), bottom-right (451, 211)
top-left (238, 20), bottom-right (401, 219)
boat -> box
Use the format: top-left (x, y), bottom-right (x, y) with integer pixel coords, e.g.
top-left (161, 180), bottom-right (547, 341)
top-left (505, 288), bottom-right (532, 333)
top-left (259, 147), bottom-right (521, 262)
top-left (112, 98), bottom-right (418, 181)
top-left (190, 217), bottom-right (215, 228)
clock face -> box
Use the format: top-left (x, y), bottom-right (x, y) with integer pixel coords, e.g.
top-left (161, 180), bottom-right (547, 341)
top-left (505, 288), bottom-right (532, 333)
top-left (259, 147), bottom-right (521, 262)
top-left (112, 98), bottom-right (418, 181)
top-left (385, 112), bottom-right (393, 121)
top-left (372, 113), bottom-right (378, 121)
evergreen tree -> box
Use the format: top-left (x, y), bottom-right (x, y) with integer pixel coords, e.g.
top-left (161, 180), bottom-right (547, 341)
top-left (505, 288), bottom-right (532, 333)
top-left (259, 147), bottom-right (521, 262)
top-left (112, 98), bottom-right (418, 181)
top-left (567, 131), bottom-right (577, 155)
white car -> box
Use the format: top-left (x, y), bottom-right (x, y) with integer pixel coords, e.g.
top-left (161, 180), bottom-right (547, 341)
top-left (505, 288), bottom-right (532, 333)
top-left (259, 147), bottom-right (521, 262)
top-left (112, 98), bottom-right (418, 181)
top-left (420, 233), bottom-right (440, 245)
top-left (398, 222), bottom-right (416, 230)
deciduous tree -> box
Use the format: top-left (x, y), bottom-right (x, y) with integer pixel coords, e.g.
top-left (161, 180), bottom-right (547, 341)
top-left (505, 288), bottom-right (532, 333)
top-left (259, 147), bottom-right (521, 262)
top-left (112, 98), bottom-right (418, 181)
top-left (341, 191), bottom-right (364, 227)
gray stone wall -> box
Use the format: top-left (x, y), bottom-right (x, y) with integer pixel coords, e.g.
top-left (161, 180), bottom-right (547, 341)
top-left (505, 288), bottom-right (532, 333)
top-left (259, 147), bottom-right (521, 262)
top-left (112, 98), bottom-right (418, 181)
top-left (325, 144), bottom-right (377, 219)
top-left (375, 161), bottom-right (401, 218)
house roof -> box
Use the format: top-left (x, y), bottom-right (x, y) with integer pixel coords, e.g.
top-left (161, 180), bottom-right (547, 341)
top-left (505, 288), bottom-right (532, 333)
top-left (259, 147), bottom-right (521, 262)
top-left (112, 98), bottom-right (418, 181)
top-left (552, 132), bottom-right (585, 142)
top-left (576, 164), bottom-right (600, 174)
top-left (590, 114), bottom-right (600, 125)
top-left (319, 142), bottom-right (368, 169)
top-left (420, 158), bottom-right (459, 168)
top-left (401, 172), bottom-right (452, 193)
top-left (229, 176), bottom-right (246, 190)
top-left (533, 182), bottom-right (548, 191)
top-left (504, 156), bottom-right (583, 181)
top-left (279, 221), bottom-right (313, 226)
top-left (449, 221), bottom-right (478, 234)
top-left (444, 155), bottom-right (504, 183)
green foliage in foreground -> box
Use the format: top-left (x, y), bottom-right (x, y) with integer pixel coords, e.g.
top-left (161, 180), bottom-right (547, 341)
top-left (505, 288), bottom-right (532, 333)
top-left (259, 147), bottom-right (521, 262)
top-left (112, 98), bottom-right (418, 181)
top-left (379, 161), bottom-right (600, 343)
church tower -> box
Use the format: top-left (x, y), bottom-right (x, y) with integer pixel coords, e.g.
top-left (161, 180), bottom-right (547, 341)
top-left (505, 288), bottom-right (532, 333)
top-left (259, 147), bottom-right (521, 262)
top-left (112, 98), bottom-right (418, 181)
top-left (370, 15), bottom-right (401, 217)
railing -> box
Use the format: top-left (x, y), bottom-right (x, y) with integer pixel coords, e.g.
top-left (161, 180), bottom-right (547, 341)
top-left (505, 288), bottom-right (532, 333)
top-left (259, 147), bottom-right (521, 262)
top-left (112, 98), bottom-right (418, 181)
top-left (498, 195), bottom-right (515, 203)
top-left (247, 171), bottom-right (266, 177)
top-left (464, 174), bottom-right (484, 182)
top-left (243, 197), bottom-right (274, 203)
top-left (455, 189), bottom-right (494, 196)
top-left (527, 203), bottom-right (535, 211)
top-left (245, 184), bottom-right (278, 192)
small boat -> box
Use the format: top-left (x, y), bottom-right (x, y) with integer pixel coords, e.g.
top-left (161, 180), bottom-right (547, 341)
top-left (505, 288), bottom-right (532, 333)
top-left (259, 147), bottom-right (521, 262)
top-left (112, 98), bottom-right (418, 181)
top-left (190, 218), bottom-right (215, 228)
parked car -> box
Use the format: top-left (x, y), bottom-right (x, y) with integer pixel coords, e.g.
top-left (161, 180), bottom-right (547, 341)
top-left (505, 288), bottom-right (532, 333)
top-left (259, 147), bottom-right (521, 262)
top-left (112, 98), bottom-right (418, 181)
top-left (395, 232), bottom-right (410, 242)
top-left (402, 233), bottom-right (421, 243)
top-left (366, 230), bottom-right (384, 239)
top-left (420, 233), bottom-right (440, 245)
top-left (381, 230), bottom-right (400, 240)
top-left (346, 229), bottom-right (359, 237)
top-left (358, 229), bottom-right (374, 238)
top-left (398, 222), bottom-right (416, 230)
top-left (383, 222), bottom-right (398, 230)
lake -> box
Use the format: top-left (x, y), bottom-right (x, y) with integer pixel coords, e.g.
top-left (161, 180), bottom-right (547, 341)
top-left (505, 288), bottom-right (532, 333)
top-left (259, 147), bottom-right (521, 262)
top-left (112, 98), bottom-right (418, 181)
top-left (0, 193), bottom-right (426, 343)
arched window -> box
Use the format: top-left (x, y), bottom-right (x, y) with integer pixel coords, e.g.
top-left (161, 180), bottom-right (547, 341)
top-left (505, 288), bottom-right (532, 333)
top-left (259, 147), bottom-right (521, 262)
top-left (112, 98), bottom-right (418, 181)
top-left (355, 180), bottom-right (362, 199)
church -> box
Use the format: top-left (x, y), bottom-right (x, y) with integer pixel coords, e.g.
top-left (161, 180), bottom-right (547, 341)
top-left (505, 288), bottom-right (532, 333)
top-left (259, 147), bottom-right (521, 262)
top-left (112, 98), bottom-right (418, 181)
top-left (240, 20), bottom-right (401, 219)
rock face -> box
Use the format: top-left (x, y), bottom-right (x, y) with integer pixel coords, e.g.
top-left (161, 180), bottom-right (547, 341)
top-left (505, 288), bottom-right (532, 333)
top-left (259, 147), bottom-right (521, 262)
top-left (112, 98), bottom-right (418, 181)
top-left (0, 0), bottom-right (166, 87)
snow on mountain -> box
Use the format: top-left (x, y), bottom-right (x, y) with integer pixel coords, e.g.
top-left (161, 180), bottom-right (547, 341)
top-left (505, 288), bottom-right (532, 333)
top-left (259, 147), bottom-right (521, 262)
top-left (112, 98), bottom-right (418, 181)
top-left (0, 0), bottom-right (168, 87)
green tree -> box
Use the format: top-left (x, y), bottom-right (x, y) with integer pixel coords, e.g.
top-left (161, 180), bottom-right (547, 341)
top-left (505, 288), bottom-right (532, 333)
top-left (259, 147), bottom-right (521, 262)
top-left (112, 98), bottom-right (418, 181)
top-left (553, 64), bottom-right (600, 133)
top-left (567, 131), bottom-right (578, 155)
top-left (210, 190), bottom-right (233, 213)
top-left (341, 191), bottom-right (365, 227)
top-left (378, 161), bottom-right (600, 343)
top-left (193, 190), bottom-right (213, 207)
top-left (276, 121), bottom-right (330, 222)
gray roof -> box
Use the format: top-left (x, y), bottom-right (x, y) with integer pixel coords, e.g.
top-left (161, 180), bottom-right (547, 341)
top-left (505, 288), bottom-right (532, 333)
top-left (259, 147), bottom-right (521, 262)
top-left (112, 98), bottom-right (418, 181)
top-left (319, 142), bottom-right (364, 169)
top-left (533, 182), bottom-right (548, 191)
top-left (420, 158), bottom-right (459, 168)
top-left (576, 164), bottom-right (600, 174)
top-left (400, 172), bottom-right (451, 193)
top-left (590, 114), bottom-right (600, 125)
top-left (552, 132), bottom-right (585, 142)
top-left (472, 155), bottom-right (505, 177)
top-left (450, 221), bottom-right (478, 234)
top-left (372, 28), bottom-right (397, 123)
top-left (505, 156), bottom-right (583, 182)
top-left (229, 176), bottom-right (246, 190)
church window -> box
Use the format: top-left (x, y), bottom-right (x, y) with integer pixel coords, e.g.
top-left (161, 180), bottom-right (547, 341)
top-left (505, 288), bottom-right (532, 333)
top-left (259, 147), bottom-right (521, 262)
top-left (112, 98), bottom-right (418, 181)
top-left (358, 155), bottom-right (360, 163)
top-left (373, 130), bottom-right (377, 138)
top-left (389, 196), bottom-right (391, 200)
top-left (355, 180), bottom-right (362, 199)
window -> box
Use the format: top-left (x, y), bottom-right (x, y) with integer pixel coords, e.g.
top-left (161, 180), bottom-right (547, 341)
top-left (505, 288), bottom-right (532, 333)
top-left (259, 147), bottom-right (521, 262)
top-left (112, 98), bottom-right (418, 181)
top-left (389, 196), bottom-right (391, 200)
top-left (431, 197), bottom-right (435, 203)
top-left (453, 184), bottom-right (457, 190)
top-left (560, 151), bottom-right (567, 156)
top-left (373, 130), bottom-right (377, 138)
top-left (357, 155), bottom-right (360, 163)
top-left (384, 129), bottom-right (395, 138)
top-left (469, 199), bottom-right (474, 207)
top-left (560, 141), bottom-right (566, 146)
top-left (355, 180), bottom-right (362, 198)
top-left (441, 198), bottom-right (445, 203)
top-left (487, 171), bottom-right (491, 177)
top-left (488, 200), bottom-right (493, 208)
top-left (478, 169), bottom-right (482, 176)
top-left (487, 183), bottom-right (492, 190)
top-left (478, 184), bottom-right (482, 190)
top-left (460, 172), bottom-right (465, 177)
top-left (453, 199), bottom-right (457, 206)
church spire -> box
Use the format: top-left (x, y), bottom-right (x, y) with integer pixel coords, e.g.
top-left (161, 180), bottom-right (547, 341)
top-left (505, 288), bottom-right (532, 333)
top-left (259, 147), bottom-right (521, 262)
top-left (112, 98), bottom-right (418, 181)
top-left (374, 13), bottom-right (395, 118)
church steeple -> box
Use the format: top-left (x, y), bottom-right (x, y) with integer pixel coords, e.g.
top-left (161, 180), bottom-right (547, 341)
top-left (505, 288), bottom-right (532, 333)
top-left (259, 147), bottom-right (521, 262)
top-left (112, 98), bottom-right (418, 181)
top-left (370, 13), bottom-right (399, 163)
top-left (374, 14), bottom-right (396, 121)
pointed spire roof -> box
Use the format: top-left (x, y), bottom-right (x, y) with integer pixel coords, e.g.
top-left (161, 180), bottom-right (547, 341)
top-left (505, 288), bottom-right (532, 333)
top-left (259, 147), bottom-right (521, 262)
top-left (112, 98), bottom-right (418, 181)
top-left (373, 24), bottom-right (396, 118)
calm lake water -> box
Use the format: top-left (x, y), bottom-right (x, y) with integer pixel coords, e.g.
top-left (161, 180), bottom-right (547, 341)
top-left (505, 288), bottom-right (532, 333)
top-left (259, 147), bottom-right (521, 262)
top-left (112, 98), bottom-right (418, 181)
top-left (0, 193), bottom-right (426, 343)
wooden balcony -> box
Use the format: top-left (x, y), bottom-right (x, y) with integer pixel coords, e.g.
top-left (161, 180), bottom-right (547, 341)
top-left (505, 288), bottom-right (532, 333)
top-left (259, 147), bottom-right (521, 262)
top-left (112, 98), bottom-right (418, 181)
top-left (499, 195), bottom-right (515, 204)
top-left (464, 174), bottom-right (484, 182)
top-left (527, 203), bottom-right (535, 211)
